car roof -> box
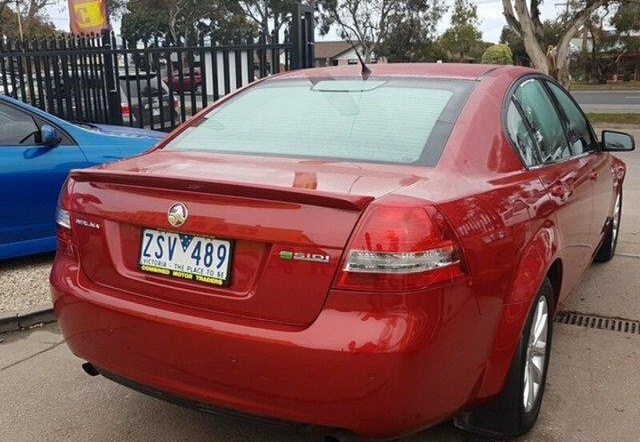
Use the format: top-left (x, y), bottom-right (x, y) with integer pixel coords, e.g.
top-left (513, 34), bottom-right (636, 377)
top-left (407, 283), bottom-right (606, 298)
top-left (276, 63), bottom-right (537, 81)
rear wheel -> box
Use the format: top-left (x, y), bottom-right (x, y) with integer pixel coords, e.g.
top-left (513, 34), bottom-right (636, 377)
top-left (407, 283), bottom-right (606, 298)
top-left (454, 278), bottom-right (554, 439)
top-left (594, 192), bottom-right (622, 263)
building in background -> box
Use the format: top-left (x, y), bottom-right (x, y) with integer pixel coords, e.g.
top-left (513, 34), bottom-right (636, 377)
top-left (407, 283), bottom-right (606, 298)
top-left (314, 41), bottom-right (386, 67)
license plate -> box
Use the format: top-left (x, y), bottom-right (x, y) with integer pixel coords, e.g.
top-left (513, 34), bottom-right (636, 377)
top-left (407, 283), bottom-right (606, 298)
top-left (139, 228), bottom-right (232, 286)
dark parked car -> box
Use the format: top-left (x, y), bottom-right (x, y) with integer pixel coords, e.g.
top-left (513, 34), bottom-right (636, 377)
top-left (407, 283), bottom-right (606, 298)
top-left (119, 72), bottom-right (179, 126)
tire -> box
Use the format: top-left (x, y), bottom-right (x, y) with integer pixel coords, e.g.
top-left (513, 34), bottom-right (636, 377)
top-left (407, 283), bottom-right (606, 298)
top-left (454, 278), bottom-right (554, 439)
top-left (594, 191), bottom-right (622, 263)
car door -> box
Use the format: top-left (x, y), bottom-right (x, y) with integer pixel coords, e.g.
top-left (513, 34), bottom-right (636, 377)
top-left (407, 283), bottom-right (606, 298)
top-left (543, 80), bottom-right (615, 250)
top-left (0, 101), bottom-right (89, 256)
top-left (511, 77), bottom-right (595, 304)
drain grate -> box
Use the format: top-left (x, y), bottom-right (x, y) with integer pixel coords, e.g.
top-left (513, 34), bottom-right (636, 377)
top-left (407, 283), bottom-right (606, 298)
top-left (555, 311), bottom-right (640, 335)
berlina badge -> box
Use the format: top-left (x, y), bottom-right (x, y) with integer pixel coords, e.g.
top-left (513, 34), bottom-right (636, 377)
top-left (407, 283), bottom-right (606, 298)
top-left (168, 203), bottom-right (188, 228)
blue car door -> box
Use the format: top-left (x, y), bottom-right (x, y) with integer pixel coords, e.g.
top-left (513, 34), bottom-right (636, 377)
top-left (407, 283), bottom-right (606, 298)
top-left (0, 101), bottom-right (89, 258)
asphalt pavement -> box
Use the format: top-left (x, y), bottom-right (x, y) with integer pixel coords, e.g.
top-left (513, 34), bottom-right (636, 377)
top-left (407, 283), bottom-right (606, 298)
top-left (1, 126), bottom-right (640, 442)
top-left (572, 90), bottom-right (640, 113)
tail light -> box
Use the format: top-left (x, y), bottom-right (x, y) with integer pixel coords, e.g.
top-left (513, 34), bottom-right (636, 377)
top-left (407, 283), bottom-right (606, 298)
top-left (121, 103), bottom-right (131, 117)
top-left (333, 196), bottom-right (465, 292)
top-left (56, 178), bottom-right (73, 248)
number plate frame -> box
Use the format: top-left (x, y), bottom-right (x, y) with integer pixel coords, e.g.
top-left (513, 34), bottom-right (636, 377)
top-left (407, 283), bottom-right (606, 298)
top-left (138, 228), bottom-right (234, 287)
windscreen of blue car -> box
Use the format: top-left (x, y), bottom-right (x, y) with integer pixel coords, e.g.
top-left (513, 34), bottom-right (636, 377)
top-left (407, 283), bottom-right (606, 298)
top-left (164, 77), bottom-right (475, 166)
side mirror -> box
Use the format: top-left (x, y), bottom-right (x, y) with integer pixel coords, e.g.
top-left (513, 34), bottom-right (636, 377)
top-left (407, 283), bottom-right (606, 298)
top-left (40, 124), bottom-right (62, 147)
top-left (602, 130), bottom-right (635, 152)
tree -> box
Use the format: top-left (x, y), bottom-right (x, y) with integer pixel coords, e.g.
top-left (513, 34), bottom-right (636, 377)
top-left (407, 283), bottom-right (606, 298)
top-left (572, 4), bottom-right (640, 83)
top-left (317, 0), bottom-right (445, 62)
top-left (0, 1), bottom-right (57, 38)
top-left (121, 0), bottom-right (253, 45)
top-left (437, 0), bottom-right (484, 62)
top-left (376, 14), bottom-right (444, 62)
top-left (482, 44), bottom-right (514, 64)
top-left (236, 0), bottom-right (303, 42)
top-left (500, 20), bottom-right (563, 66)
top-left (500, 25), bottom-right (528, 64)
top-left (500, 0), bottom-right (638, 86)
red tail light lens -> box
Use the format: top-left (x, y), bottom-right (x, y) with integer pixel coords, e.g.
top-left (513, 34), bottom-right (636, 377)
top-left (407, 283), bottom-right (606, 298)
top-left (333, 196), bottom-right (465, 292)
top-left (121, 103), bottom-right (131, 117)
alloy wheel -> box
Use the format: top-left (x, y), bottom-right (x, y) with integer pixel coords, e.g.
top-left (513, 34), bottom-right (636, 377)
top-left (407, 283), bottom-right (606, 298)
top-left (523, 296), bottom-right (549, 413)
top-left (612, 193), bottom-right (622, 246)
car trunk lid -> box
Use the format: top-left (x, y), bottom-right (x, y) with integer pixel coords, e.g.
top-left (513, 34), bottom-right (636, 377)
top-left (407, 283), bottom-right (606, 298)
top-left (68, 151), bottom-right (422, 326)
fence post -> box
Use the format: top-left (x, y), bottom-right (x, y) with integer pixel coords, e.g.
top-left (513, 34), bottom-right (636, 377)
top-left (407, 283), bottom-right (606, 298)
top-left (102, 30), bottom-right (122, 125)
top-left (290, 3), bottom-right (315, 70)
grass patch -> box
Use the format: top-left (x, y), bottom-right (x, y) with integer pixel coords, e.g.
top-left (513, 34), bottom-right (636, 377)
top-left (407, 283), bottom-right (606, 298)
top-left (571, 81), bottom-right (640, 91)
top-left (587, 113), bottom-right (640, 124)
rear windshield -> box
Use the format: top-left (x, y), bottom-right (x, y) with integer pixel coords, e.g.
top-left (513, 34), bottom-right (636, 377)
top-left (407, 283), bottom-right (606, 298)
top-left (165, 77), bottom-right (474, 165)
top-left (120, 75), bottom-right (168, 96)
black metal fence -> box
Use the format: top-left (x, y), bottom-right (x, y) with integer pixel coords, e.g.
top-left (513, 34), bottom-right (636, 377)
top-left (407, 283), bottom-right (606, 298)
top-left (0, 4), bottom-right (315, 132)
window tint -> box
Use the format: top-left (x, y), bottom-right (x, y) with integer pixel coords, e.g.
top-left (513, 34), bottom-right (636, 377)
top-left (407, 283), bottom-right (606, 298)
top-left (514, 79), bottom-right (571, 164)
top-left (165, 78), bottom-right (475, 166)
top-left (546, 81), bottom-right (594, 154)
top-left (0, 103), bottom-right (38, 145)
top-left (506, 100), bottom-right (540, 167)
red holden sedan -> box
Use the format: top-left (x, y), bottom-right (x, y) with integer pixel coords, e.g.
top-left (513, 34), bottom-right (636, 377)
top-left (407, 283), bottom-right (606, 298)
top-left (50, 64), bottom-right (634, 440)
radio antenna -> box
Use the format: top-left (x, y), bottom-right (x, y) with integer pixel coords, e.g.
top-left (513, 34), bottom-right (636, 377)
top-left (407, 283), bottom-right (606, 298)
top-left (344, 35), bottom-right (372, 80)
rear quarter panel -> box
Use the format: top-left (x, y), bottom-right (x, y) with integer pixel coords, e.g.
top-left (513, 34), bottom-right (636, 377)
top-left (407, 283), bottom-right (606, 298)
top-left (397, 68), bottom-right (564, 402)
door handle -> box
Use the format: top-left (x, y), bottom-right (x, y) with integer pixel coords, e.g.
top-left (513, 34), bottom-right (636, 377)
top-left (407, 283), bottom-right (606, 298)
top-left (549, 180), bottom-right (574, 202)
top-left (549, 183), bottom-right (566, 197)
top-left (549, 182), bottom-right (571, 200)
top-left (588, 170), bottom-right (599, 181)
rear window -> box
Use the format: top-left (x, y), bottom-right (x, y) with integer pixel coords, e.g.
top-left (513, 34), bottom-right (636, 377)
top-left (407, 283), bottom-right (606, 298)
top-left (165, 77), bottom-right (474, 165)
top-left (120, 74), bottom-right (168, 96)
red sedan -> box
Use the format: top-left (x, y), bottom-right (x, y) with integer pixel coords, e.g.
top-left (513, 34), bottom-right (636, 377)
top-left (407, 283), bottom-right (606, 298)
top-left (170, 68), bottom-right (202, 93)
top-left (51, 64), bottom-right (634, 440)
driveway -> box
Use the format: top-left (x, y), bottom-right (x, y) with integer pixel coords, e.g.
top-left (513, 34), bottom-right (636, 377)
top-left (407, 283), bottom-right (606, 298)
top-left (1, 127), bottom-right (639, 442)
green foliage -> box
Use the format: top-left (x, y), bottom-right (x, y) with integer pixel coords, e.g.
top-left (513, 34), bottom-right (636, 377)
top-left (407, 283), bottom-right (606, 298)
top-left (612, 4), bottom-right (640, 53)
top-left (0, 4), bottom-right (57, 39)
top-left (316, 0), bottom-right (445, 62)
top-left (375, 0), bottom-right (447, 62)
top-left (121, 0), bottom-right (254, 45)
top-left (481, 44), bottom-right (513, 65)
top-left (237, 0), bottom-right (305, 40)
top-left (500, 26), bottom-right (527, 65)
top-left (436, 0), bottom-right (483, 61)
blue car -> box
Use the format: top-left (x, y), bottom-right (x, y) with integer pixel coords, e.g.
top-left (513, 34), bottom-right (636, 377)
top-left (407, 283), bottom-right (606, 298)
top-left (0, 95), bottom-right (165, 259)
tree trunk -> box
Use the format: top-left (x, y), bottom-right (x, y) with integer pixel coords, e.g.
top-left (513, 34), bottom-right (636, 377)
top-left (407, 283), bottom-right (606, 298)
top-left (513, 0), bottom-right (549, 73)
top-left (363, 45), bottom-right (372, 62)
top-left (553, 0), bottom-right (606, 87)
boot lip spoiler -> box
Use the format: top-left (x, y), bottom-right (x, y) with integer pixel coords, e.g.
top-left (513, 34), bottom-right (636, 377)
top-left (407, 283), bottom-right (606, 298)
top-left (69, 169), bottom-right (375, 212)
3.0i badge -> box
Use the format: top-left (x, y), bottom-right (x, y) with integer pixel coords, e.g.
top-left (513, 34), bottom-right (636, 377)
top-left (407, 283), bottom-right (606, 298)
top-left (279, 250), bottom-right (330, 263)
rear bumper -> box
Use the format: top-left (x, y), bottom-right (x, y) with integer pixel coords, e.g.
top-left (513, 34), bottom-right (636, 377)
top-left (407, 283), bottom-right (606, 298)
top-left (51, 255), bottom-right (488, 439)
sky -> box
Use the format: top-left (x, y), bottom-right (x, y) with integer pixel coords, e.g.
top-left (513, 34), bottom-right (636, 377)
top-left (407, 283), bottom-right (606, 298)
top-left (43, 0), bottom-right (564, 44)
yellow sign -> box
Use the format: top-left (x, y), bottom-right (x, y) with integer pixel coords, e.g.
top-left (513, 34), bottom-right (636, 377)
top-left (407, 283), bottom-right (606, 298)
top-left (74, 1), bottom-right (105, 28)
top-left (68, 0), bottom-right (109, 34)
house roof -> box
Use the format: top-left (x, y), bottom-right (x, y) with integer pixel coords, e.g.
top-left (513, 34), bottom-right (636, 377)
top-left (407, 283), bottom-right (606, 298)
top-left (314, 41), bottom-right (356, 59)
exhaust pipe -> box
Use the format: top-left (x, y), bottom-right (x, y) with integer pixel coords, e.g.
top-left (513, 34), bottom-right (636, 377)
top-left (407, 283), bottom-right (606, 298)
top-left (81, 362), bottom-right (99, 377)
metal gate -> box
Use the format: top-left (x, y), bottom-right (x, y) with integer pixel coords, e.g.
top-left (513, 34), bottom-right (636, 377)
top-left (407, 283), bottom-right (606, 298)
top-left (0, 4), bottom-right (315, 131)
